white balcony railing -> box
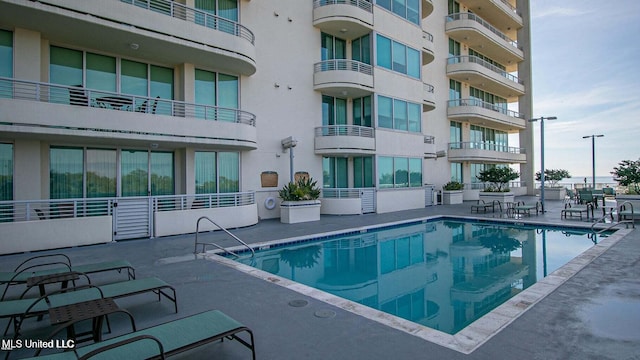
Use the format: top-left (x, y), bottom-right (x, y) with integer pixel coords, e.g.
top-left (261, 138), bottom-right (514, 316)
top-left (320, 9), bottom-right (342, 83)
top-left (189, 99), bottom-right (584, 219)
top-left (0, 77), bottom-right (256, 126)
top-left (448, 141), bottom-right (525, 154)
top-left (447, 56), bottom-right (522, 84)
top-left (314, 59), bottom-right (373, 76)
top-left (312, 0), bottom-right (374, 12)
top-left (153, 192), bottom-right (255, 211)
top-left (447, 98), bottom-right (524, 119)
top-left (321, 188), bottom-right (363, 199)
top-left (446, 12), bottom-right (519, 50)
top-left (314, 125), bottom-right (375, 138)
top-left (120, 0), bottom-right (254, 44)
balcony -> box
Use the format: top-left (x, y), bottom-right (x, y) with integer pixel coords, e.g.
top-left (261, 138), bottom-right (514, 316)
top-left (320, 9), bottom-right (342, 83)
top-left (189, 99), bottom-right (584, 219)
top-left (0, 77), bottom-right (257, 150)
top-left (422, 83), bottom-right (436, 111)
top-left (0, 0), bottom-right (256, 75)
top-left (422, 31), bottom-right (435, 64)
top-left (447, 98), bottom-right (525, 131)
top-left (447, 142), bottom-right (526, 164)
top-left (313, 60), bottom-right (374, 98)
top-left (445, 12), bottom-right (523, 71)
top-left (424, 135), bottom-right (436, 158)
top-left (312, 0), bottom-right (374, 40)
top-left (314, 125), bottom-right (375, 156)
top-left (458, 0), bottom-right (522, 36)
top-left (447, 56), bottom-right (524, 101)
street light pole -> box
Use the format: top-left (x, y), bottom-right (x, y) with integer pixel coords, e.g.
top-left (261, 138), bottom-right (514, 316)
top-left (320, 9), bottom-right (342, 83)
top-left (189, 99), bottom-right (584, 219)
top-left (582, 134), bottom-right (604, 189)
top-left (528, 116), bottom-right (557, 212)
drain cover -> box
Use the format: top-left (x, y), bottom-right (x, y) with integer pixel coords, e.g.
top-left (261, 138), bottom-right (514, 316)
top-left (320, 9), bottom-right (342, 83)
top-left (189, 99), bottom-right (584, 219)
top-left (288, 299), bottom-right (309, 307)
top-left (314, 309), bottom-right (336, 318)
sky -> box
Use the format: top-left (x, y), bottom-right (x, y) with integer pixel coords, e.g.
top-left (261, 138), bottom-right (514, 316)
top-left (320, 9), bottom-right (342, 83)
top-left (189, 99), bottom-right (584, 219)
top-left (528, 0), bottom-right (640, 179)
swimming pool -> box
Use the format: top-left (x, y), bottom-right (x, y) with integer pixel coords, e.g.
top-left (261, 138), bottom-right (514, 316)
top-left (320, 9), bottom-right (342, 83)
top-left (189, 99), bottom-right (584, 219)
top-left (214, 217), bottom-right (620, 353)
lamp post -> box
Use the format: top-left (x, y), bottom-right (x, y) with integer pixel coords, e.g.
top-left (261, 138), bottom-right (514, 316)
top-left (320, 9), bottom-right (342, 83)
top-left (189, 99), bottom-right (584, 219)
top-left (528, 116), bottom-right (557, 212)
top-left (582, 134), bottom-right (604, 189)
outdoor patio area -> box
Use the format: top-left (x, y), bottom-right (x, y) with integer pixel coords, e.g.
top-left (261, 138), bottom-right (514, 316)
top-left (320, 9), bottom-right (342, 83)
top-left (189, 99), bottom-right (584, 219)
top-left (1, 196), bottom-right (639, 360)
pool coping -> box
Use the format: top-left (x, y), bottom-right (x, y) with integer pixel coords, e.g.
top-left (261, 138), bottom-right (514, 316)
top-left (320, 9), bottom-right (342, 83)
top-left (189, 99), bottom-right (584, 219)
top-left (204, 216), bottom-right (633, 354)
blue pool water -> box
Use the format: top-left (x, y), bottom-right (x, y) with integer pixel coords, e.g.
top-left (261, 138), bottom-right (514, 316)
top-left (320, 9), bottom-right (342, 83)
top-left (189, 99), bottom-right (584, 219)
top-left (234, 219), bottom-right (608, 335)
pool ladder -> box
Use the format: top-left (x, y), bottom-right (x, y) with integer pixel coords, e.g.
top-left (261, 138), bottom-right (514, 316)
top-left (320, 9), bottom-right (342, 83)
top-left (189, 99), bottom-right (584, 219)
top-left (194, 216), bottom-right (255, 257)
top-left (589, 201), bottom-right (635, 238)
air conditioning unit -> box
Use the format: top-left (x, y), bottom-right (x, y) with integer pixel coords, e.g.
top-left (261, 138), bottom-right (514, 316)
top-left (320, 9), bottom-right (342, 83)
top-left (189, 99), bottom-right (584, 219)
top-left (436, 150), bottom-right (447, 158)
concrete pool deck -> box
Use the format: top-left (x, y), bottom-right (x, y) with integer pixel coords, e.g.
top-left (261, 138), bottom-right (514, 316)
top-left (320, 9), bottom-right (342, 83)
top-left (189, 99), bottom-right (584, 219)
top-left (2, 196), bottom-right (639, 359)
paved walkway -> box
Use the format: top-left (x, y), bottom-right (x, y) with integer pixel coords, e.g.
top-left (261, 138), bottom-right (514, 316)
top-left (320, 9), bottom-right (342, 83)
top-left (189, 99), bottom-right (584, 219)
top-left (2, 197), bottom-right (639, 360)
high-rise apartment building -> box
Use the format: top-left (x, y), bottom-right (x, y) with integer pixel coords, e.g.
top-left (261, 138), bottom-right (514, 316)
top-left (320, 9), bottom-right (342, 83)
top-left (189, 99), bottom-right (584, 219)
top-left (0, 0), bottom-right (532, 253)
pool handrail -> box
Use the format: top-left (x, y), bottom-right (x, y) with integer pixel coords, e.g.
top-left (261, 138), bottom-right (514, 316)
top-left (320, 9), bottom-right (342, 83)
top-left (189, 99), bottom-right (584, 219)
top-left (194, 216), bottom-right (255, 257)
top-left (590, 201), bottom-right (635, 235)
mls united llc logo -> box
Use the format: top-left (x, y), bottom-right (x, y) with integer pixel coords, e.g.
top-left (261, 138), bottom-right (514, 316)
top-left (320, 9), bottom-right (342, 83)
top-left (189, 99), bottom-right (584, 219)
top-left (1, 339), bottom-right (75, 351)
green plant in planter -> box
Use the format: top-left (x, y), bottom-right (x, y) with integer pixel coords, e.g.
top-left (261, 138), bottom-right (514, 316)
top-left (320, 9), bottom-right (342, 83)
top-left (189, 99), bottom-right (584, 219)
top-left (535, 169), bottom-right (571, 188)
top-left (443, 181), bottom-right (464, 191)
top-left (611, 159), bottom-right (640, 194)
top-left (278, 177), bottom-right (321, 201)
top-left (477, 167), bottom-right (519, 192)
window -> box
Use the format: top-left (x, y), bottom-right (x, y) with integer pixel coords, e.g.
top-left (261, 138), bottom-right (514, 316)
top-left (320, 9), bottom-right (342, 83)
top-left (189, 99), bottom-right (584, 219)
top-left (377, 0), bottom-right (420, 25)
top-left (323, 157), bottom-right (348, 188)
top-left (448, 39), bottom-right (460, 64)
top-left (451, 162), bottom-right (462, 183)
top-left (353, 96), bottom-right (372, 127)
top-left (0, 143), bottom-right (13, 201)
top-left (378, 156), bottom-right (422, 188)
top-left (322, 95), bottom-right (347, 126)
top-left (448, 0), bottom-right (460, 15)
top-left (321, 33), bottom-right (346, 61)
top-left (376, 35), bottom-right (420, 78)
top-left (351, 34), bottom-right (371, 65)
top-left (195, 151), bottom-right (239, 194)
top-left (470, 125), bottom-right (508, 151)
top-left (195, 0), bottom-right (238, 34)
top-left (450, 121), bottom-right (462, 149)
top-left (469, 49), bottom-right (506, 71)
top-left (0, 30), bottom-right (12, 98)
top-left (377, 96), bottom-right (421, 132)
top-left (195, 69), bottom-right (239, 120)
top-left (449, 80), bottom-right (461, 101)
top-left (353, 156), bottom-right (374, 188)
top-left (50, 147), bottom-right (174, 199)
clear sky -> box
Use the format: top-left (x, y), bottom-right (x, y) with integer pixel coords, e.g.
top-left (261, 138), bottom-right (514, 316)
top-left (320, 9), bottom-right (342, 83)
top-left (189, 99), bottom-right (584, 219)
top-left (528, 0), bottom-right (640, 179)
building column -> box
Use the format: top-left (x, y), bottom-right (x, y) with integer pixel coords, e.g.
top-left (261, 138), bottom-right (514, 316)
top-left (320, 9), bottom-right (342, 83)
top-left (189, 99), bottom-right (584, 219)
top-left (517, 0), bottom-right (535, 195)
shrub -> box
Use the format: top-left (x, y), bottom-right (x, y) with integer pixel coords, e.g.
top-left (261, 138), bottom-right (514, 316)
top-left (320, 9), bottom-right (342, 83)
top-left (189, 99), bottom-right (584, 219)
top-left (443, 181), bottom-right (464, 191)
top-left (535, 169), bottom-right (571, 188)
top-left (611, 159), bottom-right (640, 194)
top-left (278, 177), bottom-right (321, 201)
top-left (477, 167), bottom-right (519, 192)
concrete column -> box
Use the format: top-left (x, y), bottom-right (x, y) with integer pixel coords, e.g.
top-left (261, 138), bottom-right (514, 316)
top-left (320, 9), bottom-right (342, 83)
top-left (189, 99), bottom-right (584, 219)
top-left (13, 140), bottom-right (42, 200)
top-left (13, 28), bottom-right (41, 81)
top-left (517, 0), bottom-right (535, 195)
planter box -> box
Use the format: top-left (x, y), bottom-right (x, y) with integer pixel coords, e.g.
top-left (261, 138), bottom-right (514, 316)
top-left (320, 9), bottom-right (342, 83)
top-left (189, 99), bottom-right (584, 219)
top-left (542, 187), bottom-right (567, 201)
top-left (479, 192), bottom-right (515, 204)
top-left (442, 190), bottom-right (463, 205)
top-left (280, 200), bottom-right (321, 224)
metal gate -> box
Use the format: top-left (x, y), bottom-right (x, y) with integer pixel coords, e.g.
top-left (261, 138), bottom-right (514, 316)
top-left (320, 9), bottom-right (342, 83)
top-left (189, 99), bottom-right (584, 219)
top-left (360, 188), bottom-right (376, 213)
top-left (113, 197), bottom-right (152, 240)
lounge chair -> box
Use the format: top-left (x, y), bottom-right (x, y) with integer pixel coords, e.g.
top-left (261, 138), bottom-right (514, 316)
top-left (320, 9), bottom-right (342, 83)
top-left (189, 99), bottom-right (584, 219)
top-left (0, 254), bottom-right (135, 287)
top-left (1, 277), bottom-right (177, 337)
top-left (470, 199), bottom-right (499, 213)
top-left (30, 310), bottom-right (256, 360)
top-left (513, 201), bottom-right (540, 216)
top-left (561, 203), bottom-right (593, 220)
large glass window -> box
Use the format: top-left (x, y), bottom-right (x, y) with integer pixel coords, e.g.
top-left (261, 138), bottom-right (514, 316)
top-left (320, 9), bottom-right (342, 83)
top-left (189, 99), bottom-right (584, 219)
top-left (50, 46), bottom-right (83, 87)
top-left (353, 96), bottom-right (372, 127)
top-left (86, 53), bottom-right (116, 92)
top-left (86, 149), bottom-right (116, 198)
top-left (449, 80), bottom-right (461, 101)
top-left (50, 147), bottom-right (83, 199)
top-left (121, 150), bottom-right (149, 197)
top-left (195, 0), bottom-right (238, 33)
top-left (323, 157), bottom-right (348, 188)
top-left (451, 162), bottom-right (462, 183)
top-left (351, 34), bottom-right (371, 65)
top-left (450, 121), bottom-right (462, 149)
top-left (376, 35), bottom-right (420, 78)
top-left (321, 33), bottom-right (346, 61)
top-left (195, 151), bottom-right (239, 193)
top-left (470, 87), bottom-right (507, 112)
top-left (0, 30), bottom-right (12, 98)
top-left (378, 96), bottom-right (421, 132)
top-left (378, 0), bottom-right (420, 25)
top-left (151, 152), bottom-right (175, 196)
top-left (121, 60), bottom-right (148, 96)
top-left (378, 156), bottom-right (422, 188)
top-left (195, 69), bottom-right (239, 120)
top-left (0, 143), bottom-right (13, 201)
top-left (353, 156), bottom-right (374, 188)
top-left (322, 95), bottom-right (347, 126)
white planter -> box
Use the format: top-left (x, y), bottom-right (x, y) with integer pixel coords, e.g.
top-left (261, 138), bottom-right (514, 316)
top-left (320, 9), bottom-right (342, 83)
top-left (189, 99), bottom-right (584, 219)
top-left (542, 187), bottom-right (567, 200)
top-left (442, 190), bottom-right (463, 205)
top-left (280, 200), bottom-right (321, 224)
top-left (479, 192), bottom-right (515, 204)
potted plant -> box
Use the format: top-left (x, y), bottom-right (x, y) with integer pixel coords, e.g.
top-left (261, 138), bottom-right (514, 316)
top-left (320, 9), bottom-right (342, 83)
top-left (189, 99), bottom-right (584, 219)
top-left (442, 181), bottom-right (464, 205)
top-left (477, 167), bottom-right (518, 203)
top-left (612, 159), bottom-right (640, 212)
top-left (278, 177), bottom-right (322, 223)
top-left (535, 169), bottom-right (571, 200)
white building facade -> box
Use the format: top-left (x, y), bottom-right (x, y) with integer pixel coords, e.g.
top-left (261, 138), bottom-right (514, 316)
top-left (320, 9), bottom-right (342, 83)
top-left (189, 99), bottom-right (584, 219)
top-left (0, 0), bottom-right (532, 253)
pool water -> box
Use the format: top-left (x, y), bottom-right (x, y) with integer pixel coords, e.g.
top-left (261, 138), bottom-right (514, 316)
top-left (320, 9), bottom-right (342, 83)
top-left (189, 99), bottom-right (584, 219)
top-left (234, 219), bottom-right (607, 335)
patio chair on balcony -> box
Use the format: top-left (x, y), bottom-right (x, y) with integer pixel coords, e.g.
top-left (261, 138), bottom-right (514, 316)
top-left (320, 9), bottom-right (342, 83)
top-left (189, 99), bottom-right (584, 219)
top-left (69, 86), bottom-right (88, 106)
